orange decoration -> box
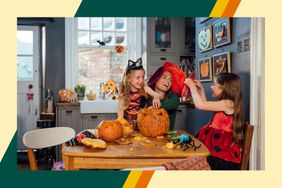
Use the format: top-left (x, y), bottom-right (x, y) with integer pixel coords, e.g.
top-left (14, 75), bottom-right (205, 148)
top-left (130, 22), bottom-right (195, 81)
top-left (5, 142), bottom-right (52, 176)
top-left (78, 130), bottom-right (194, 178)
top-left (58, 89), bottom-right (74, 102)
top-left (200, 63), bottom-right (209, 77)
top-left (137, 108), bottom-right (170, 137)
top-left (98, 120), bottom-right (123, 142)
top-left (115, 45), bottom-right (124, 53)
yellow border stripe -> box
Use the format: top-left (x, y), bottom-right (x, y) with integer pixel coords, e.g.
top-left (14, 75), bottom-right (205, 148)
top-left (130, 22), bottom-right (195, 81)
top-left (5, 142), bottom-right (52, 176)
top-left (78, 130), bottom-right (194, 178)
top-left (222, 0), bottom-right (241, 17)
top-left (123, 171), bottom-right (143, 188)
top-left (209, 0), bottom-right (230, 17)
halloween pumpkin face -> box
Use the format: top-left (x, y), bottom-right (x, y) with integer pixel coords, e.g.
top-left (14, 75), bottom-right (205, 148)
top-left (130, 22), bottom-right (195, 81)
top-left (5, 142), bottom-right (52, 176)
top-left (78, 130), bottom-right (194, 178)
top-left (58, 89), bottom-right (74, 102)
top-left (98, 120), bottom-right (123, 142)
top-left (137, 108), bottom-right (170, 137)
top-left (104, 80), bottom-right (117, 97)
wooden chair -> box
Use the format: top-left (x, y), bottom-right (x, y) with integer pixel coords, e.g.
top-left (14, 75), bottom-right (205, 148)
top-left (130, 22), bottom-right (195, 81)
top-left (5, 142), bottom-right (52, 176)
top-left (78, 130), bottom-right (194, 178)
top-left (240, 123), bottom-right (254, 170)
top-left (23, 127), bottom-right (75, 170)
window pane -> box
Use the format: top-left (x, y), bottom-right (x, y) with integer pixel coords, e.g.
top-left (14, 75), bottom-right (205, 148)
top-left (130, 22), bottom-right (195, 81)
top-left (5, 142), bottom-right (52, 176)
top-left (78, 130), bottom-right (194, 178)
top-left (78, 18), bottom-right (89, 30)
top-left (17, 56), bottom-right (33, 81)
top-left (78, 31), bottom-right (90, 45)
top-left (103, 32), bottom-right (114, 46)
top-left (115, 33), bottom-right (127, 46)
top-left (17, 31), bottom-right (33, 55)
top-left (91, 32), bottom-right (102, 45)
top-left (116, 18), bottom-right (127, 31)
top-left (91, 18), bottom-right (102, 30)
top-left (103, 18), bottom-right (114, 31)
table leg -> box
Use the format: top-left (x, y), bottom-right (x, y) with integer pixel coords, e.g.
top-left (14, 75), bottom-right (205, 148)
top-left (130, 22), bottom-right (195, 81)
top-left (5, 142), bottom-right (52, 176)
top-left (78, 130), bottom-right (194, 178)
top-left (63, 156), bottom-right (75, 170)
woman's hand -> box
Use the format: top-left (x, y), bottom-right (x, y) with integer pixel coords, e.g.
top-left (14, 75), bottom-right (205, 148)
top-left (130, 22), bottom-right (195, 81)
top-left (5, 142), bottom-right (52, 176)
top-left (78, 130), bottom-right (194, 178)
top-left (152, 97), bottom-right (161, 109)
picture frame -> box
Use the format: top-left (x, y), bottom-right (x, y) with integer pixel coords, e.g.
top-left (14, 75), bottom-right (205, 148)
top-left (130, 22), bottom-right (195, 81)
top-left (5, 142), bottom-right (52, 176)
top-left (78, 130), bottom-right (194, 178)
top-left (213, 18), bottom-right (231, 48)
top-left (199, 17), bottom-right (210, 23)
top-left (198, 57), bottom-right (213, 82)
top-left (198, 25), bottom-right (213, 52)
top-left (212, 52), bottom-right (231, 75)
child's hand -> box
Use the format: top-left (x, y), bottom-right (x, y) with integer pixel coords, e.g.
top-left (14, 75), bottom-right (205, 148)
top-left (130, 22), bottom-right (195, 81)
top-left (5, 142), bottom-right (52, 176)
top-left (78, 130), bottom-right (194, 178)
top-left (184, 78), bottom-right (195, 87)
top-left (152, 97), bottom-right (161, 109)
top-left (194, 80), bottom-right (204, 91)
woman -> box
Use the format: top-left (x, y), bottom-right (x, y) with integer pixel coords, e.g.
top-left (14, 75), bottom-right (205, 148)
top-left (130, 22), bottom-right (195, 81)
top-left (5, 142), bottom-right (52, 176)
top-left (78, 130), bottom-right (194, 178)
top-left (146, 62), bottom-right (186, 130)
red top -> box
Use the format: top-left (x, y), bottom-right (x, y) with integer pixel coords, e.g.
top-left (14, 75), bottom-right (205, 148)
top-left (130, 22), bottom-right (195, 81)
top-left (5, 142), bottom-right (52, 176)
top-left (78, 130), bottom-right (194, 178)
top-left (124, 91), bottom-right (144, 126)
top-left (197, 112), bottom-right (242, 163)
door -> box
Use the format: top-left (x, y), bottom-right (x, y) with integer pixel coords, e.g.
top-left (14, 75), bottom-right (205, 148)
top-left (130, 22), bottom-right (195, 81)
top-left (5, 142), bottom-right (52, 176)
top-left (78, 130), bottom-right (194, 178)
top-left (17, 26), bottom-right (40, 150)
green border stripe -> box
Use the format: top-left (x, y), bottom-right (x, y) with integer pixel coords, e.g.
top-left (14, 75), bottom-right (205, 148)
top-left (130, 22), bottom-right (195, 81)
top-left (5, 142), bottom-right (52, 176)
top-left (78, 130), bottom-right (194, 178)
top-left (75, 0), bottom-right (217, 17)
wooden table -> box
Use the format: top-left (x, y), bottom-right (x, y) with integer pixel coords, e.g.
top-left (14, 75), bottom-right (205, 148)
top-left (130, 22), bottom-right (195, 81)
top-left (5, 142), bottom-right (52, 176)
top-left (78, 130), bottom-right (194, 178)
top-left (62, 131), bottom-right (210, 170)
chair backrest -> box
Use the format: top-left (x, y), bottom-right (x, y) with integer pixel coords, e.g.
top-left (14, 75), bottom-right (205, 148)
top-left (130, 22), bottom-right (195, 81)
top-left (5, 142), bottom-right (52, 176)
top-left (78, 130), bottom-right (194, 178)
top-left (23, 127), bottom-right (75, 170)
top-left (240, 123), bottom-right (254, 170)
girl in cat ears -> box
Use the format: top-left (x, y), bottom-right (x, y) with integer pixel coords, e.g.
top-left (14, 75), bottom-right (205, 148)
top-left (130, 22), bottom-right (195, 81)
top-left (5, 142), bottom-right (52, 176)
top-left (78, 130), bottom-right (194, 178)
top-left (118, 58), bottom-right (160, 128)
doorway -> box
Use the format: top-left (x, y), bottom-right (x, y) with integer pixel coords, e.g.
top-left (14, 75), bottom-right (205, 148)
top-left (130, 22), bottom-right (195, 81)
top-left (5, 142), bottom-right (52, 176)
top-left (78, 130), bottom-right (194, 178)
top-left (17, 25), bottom-right (40, 150)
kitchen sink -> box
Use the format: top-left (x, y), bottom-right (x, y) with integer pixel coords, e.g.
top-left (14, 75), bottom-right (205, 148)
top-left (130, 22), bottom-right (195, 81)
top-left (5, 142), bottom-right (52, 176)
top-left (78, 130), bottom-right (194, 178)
top-left (80, 99), bottom-right (118, 113)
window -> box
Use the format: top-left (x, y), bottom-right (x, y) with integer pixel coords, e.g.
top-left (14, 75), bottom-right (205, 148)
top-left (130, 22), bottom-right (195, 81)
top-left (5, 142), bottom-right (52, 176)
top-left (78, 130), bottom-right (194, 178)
top-left (65, 17), bottom-right (142, 96)
top-left (17, 30), bottom-right (34, 81)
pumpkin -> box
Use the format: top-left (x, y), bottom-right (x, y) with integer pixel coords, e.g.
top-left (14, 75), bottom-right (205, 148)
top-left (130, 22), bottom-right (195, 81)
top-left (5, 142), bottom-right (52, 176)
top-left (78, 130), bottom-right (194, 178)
top-left (104, 80), bottom-right (117, 97)
top-left (137, 108), bottom-right (170, 137)
top-left (58, 89), bottom-right (74, 102)
top-left (116, 117), bottom-right (134, 137)
top-left (98, 120), bottom-right (123, 142)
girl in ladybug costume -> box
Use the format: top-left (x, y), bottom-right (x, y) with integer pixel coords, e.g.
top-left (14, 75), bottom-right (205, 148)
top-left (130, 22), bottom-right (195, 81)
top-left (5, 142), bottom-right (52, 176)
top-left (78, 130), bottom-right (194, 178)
top-left (185, 73), bottom-right (244, 170)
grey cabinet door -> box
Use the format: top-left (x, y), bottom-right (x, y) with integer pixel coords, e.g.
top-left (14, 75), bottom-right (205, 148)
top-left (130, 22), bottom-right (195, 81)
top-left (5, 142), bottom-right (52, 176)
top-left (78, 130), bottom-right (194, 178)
top-left (57, 107), bottom-right (80, 134)
top-left (81, 113), bottom-right (117, 130)
top-left (149, 18), bottom-right (177, 53)
top-left (148, 55), bottom-right (178, 78)
top-left (174, 105), bottom-right (195, 134)
top-left (174, 106), bottom-right (189, 132)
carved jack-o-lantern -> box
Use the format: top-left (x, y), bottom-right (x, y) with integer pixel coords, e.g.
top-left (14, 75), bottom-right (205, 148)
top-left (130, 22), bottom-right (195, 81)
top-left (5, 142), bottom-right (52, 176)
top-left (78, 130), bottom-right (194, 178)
top-left (58, 89), bottom-right (74, 102)
top-left (137, 108), bottom-right (170, 137)
top-left (104, 80), bottom-right (117, 97)
top-left (98, 120), bottom-right (123, 142)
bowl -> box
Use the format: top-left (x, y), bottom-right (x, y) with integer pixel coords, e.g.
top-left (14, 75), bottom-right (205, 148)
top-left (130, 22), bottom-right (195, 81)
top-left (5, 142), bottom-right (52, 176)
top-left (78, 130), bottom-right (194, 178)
top-left (86, 93), bottom-right (96, 100)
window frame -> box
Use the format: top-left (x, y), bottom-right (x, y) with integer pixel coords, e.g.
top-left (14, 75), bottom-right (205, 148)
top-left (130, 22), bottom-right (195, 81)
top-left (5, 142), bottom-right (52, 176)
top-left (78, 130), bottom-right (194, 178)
top-left (65, 17), bottom-right (142, 90)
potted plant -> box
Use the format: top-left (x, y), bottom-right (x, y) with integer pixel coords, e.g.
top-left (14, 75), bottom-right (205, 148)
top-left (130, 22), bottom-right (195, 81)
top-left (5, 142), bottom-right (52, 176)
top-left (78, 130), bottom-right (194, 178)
top-left (74, 84), bottom-right (86, 100)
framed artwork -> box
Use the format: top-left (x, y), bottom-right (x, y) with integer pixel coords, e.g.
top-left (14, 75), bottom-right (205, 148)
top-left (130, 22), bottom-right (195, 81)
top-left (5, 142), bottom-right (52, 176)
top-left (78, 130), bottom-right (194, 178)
top-left (199, 17), bottom-right (210, 23)
top-left (198, 25), bottom-right (213, 52)
top-left (198, 57), bottom-right (212, 82)
top-left (212, 52), bottom-right (231, 75)
top-left (213, 18), bottom-right (231, 47)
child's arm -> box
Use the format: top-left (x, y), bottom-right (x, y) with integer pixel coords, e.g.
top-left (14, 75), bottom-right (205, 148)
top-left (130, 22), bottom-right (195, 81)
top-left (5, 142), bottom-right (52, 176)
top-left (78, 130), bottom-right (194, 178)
top-left (144, 85), bottom-right (162, 108)
top-left (186, 79), bottom-right (233, 113)
top-left (144, 85), bottom-right (162, 99)
top-left (193, 80), bottom-right (207, 101)
top-left (118, 98), bottom-right (124, 118)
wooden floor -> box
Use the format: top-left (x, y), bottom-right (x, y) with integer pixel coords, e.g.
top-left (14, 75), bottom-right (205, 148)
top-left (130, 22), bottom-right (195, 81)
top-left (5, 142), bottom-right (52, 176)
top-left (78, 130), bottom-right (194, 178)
top-left (17, 151), bottom-right (52, 170)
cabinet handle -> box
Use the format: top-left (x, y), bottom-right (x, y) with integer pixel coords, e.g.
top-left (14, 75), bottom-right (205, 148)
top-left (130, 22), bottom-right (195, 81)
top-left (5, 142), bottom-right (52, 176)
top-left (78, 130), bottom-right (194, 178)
top-left (177, 109), bottom-right (183, 112)
top-left (160, 57), bottom-right (166, 61)
top-left (160, 49), bottom-right (166, 52)
top-left (91, 115), bottom-right (98, 119)
top-left (65, 110), bottom-right (73, 113)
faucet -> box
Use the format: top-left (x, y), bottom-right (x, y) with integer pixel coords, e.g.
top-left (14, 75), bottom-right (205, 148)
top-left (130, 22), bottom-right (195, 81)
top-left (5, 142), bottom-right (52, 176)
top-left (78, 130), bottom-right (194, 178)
top-left (99, 82), bottom-right (105, 99)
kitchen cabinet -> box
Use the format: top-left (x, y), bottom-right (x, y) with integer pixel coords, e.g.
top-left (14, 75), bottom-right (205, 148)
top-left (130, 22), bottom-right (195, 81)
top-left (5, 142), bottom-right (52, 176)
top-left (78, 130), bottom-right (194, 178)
top-left (174, 105), bottom-right (196, 135)
top-left (146, 18), bottom-right (195, 77)
top-left (81, 113), bottom-right (117, 130)
top-left (56, 104), bottom-right (81, 134)
top-left (179, 18), bottom-right (196, 55)
top-left (149, 18), bottom-right (177, 53)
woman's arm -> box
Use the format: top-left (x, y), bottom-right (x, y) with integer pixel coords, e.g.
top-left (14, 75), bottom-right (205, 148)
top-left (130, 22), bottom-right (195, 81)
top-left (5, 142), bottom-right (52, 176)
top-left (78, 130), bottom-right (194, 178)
top-left (187, 79), bottom-right (233, 113)
top-left (118, 98), bottom-right (124, 118)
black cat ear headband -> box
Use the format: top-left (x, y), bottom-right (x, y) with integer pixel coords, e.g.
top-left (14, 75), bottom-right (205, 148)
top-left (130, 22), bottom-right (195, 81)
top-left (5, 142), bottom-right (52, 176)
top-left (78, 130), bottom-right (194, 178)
top-left (127, 58), bottom-right (143, 70)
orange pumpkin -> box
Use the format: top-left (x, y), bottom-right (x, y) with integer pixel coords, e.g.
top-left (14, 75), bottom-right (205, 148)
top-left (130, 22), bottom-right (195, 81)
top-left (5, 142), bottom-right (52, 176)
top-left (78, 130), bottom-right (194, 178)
top-left (137, 108), bottom-right (170, 137)
top-left (58, 89), bottom-right (74, 102)
top-left (98, 120), bottom-right (123, 142)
